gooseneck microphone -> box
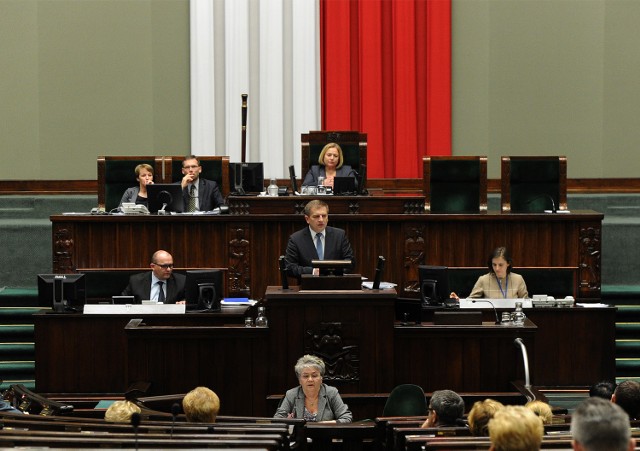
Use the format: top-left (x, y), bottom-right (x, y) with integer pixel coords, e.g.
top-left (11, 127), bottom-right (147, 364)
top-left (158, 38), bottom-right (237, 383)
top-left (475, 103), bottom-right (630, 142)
top-left (170, 402), bottom-right (180, 439)
top-left (130, 411), bottom-right (141, 450)
top-left (471, 299), bottom-right (500, 324)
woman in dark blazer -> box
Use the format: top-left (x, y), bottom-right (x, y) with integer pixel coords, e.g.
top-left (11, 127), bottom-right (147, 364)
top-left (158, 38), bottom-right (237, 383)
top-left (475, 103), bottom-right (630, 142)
top-left (302, 143), bottom-right (357, 189)
top-left (119, 163), bottom-right (154, 208)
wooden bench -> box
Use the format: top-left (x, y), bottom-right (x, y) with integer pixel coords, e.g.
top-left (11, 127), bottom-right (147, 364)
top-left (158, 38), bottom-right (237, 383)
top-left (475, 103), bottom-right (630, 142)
top-left (305, 422), bottom-right (378, 451)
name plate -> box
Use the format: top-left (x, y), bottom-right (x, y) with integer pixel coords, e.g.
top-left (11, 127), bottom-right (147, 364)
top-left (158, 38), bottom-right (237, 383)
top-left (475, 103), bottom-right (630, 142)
top-left (83, 304), bottom-right (186, 315)
top-left (459, 298), bottom-right (533, 309)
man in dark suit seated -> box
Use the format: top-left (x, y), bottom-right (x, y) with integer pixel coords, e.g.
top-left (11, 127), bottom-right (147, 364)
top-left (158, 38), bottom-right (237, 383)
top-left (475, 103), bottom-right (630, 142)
top-left (179, 155), bottom-right (225, 212)
top-left (285, 199), bottom-right (355, 279)
top-left (121, 250), bottom-right (186, 303)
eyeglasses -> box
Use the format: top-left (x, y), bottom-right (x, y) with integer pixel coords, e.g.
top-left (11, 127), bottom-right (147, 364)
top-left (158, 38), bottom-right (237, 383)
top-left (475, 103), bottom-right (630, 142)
top-left (183, 165), bottom-right (200, 170)
top-left (152, 263), bottom-right (174, 269)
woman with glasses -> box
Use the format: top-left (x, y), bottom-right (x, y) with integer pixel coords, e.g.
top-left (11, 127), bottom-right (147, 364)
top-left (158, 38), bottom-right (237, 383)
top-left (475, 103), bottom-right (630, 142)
top-left (274, 354), bottom-right (352, 423)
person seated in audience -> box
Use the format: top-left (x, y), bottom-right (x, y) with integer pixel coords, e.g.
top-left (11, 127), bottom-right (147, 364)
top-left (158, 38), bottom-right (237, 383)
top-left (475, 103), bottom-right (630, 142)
top-left (589, 380), bottom-right (616, 399)
top-left (178, 155), bottom-right (225, 212)
top-left (104, 400), bottom-right (141, 423)
top-left (302, 143), bottom-right (357, 190)
top-left (274, 354), bottom-right (352, 423)
top-left (121, 249), bottom-right (186, 304)
top-left (421, 389), bottom-right (465, 428)
top-left (488, 405), bottom-right (543, 451)
top-left (571, 396), bottom-right (636, 451)
top-left (285, 200), bottom-right (355, 279)
top-left (0, 400), bottom-right (24, 415)
top-left (612, 379), bottom-right (640, 420)
top-left (468, 399), bottom-right (504, 436)
top-left (451, 247), bottom-right (528, 300)
top-left (119, 163), bottom-right (154, 209)
top-left (525, 400), bottom-right (553, 425)
top-left (182, 386), bottom-right (220, 423)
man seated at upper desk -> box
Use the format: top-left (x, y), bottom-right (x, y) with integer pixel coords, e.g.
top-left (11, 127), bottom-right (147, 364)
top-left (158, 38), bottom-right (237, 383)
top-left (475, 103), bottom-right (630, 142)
top-left (179, 155), bottom-right (225, 212)
top-left (121, 250), bottom-right (186, 304)
top-left (285, 199), bottom-right (355, 279)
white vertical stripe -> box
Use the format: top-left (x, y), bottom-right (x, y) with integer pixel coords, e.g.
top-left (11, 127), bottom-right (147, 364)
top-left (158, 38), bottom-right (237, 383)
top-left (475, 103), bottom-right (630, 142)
top-left (190, 0), bottom-right (216, 155)
top-left (191, 0), bottom-right (320, 177)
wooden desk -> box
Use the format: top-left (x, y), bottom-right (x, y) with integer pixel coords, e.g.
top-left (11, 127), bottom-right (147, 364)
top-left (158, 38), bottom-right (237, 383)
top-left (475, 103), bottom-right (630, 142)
top-left (50, 203), bottom-right (603, 301)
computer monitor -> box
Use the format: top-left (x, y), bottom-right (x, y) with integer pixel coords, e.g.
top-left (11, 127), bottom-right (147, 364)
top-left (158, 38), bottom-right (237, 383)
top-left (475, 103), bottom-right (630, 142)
top-left (311, 259), bottom-right (352, 276)
top-left (185, 269), bottom-right (224, 311)
top-left (418, 265), bottom-right (449, 306)
top-left (333, 177), bottom-right (357, 195)
top-left (230, 162), bottom-right (265, 194)
top-left (147, 183), bottom-right (184, 214)
top-left (37, 274), bottom-right (86, 313)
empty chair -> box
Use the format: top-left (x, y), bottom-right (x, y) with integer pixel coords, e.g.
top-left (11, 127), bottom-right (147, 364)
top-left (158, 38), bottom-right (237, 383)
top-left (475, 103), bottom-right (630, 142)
top-left (423, 156), bottom-right (487, 213)
top-left (382, 384), bottom-right (427, 417)
top-left (501, 156), bottom-right (567, 213)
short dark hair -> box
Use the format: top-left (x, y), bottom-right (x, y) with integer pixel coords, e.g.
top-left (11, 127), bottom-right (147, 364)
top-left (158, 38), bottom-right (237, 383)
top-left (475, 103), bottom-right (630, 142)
top-left (304, 200), bottom-right (329, 216)
top-left (590, 380), bottom-right (616, 399)
top-left (429, 390), bottom-right (465, 426)
top-left (183, 155), bottom-right (201, 167)
top-left (614, 380), bottom-right (640, 419)
top-left (487, 247), bottom-right (513, 274)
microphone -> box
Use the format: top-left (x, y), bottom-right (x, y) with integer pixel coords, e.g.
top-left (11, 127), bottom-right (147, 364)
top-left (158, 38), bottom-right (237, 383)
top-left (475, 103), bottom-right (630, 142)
top-left (170, 402), bottom-right (180, 438)
top-left (372, 256), bottom-right (385, 289)
top-left (130, 411), bottom-right (141, 450)
top-left (471, 299), bottom-right (500, 324)
top-left (514, 337), bottom-right (532, 389)
top-left (279, 255), bottom-right (289, 290)
top-left (526, 194), bottom-right (556, 213)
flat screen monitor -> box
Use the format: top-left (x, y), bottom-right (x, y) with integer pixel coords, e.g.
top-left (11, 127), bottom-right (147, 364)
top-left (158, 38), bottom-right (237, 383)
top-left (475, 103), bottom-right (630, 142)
top-left (311, 259), bottom-right (352, 276)
top-left (185, 269), bottom-right (224, 311)
top-left (418, 265), bottom-right (449, 306)
top-left (147, 183), bottom-right (184, 214)
top-left (37, 274), bottom-right (86, 313)
top-left (333, 177), bottom-right (357, 195)
top-left (230, 162), bottom-right (265, 194)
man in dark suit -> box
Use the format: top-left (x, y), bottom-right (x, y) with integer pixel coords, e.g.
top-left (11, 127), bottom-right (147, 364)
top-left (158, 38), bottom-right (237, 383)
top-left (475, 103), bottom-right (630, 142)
top-left (122, 250), bottom-right (186, 303)
top-left (179, 155), bottom-right (225, 212)
top-left (285, 199), bottom-right (355, 279)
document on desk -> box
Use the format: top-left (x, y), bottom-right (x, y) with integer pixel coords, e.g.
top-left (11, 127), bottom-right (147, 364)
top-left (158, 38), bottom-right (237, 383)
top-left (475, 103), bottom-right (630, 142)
top-left (83, 304), bottom-right (186, 314)
top-left (576, 303), bottom-right (610, 308)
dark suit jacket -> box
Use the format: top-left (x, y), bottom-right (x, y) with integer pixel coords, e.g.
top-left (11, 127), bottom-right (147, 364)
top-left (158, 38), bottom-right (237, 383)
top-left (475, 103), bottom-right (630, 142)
top-left (181, 178), bottom-right (225, 211)
top-left (302, 165), bottom-right (357, 188)
top-left (285, 226), bottom-right (355, 278)
top-left (121, 272), bottom-right (186, 304)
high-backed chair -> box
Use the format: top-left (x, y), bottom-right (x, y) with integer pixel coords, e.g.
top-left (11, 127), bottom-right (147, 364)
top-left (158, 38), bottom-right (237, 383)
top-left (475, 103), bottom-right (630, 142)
top-left (166, 155), bottom-right (231, 198)
top-left (382, 384), bottom-right (427, 417)
top-left (423, 156), bottom-right (488, 213)
top-left (97, 156), bottom-right (164, 211)
top-left (501, 156), bottom-right (567, 213)
top-left (300, 131), bottom-right (367, 184)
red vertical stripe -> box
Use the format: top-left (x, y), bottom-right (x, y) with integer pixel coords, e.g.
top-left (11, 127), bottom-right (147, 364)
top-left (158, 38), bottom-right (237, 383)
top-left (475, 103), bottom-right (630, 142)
top-left (321, 0), bottom-right (451, 178)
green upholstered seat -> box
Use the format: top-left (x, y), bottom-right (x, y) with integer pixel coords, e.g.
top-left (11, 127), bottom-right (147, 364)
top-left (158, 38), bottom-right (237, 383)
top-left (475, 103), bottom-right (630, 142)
top-left (167, 155), bottom-right (230, 197)
top-left (423, 156), bottom-right (487, 213)
top-left (382, 384), bottom-right (427, 417)
top-left (501, 156), bottom-right (567, 213)
top-left (301, 131), bottom-right (367, 183)
top-left (98, 156), bottom-right (163, 212)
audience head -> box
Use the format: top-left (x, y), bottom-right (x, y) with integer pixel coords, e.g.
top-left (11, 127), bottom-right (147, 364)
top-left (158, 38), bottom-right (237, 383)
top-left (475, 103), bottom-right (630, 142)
top-left (487, 246), bottom-right (513, 276)
top-left (589, 380), bottom-right (616, 400)
top-left (294, 354), bottom-right (325, 379)
top-left (525, 400), bottom-right (553, 425)
top-left (318, 143), bottom-right (344, 169)
top-left (104, 400), bottom-right (141, 423)
top-left (182, 386), bottom-right (220, 423)
top-left (468, 399), bottom-right (505, 436)
top-left (427, 389), bottom-right (465, 427)
top-left (150, 250), bottom-right (174, 281)
top-left (571, 396), bottom-right (635, 451)
top-left (488, 405), bottom-right (543, 451)
top-left (612, 379), bottom-right (640, 419)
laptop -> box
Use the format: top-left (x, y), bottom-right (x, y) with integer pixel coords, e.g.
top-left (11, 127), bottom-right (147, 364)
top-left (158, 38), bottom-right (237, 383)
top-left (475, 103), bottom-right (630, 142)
top-left (333, 177), bottom-right (357, 195)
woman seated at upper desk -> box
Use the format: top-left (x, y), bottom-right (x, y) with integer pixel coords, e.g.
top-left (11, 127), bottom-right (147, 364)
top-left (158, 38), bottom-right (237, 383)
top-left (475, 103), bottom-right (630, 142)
top-left (451, 246), bottom-right (529, 300)
top-left (119, 163), bottom-right (154, 209)
top-left (302, 142), bottom-right (358, 190)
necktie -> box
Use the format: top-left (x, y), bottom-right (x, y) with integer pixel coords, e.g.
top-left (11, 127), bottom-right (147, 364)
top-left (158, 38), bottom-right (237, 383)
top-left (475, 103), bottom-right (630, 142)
top-left (187, 184), bottom-right (197, 212)
top-left (315, 233), bottom-right (324, 260)
top-left (157, 281), bottom-right (165, 302)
